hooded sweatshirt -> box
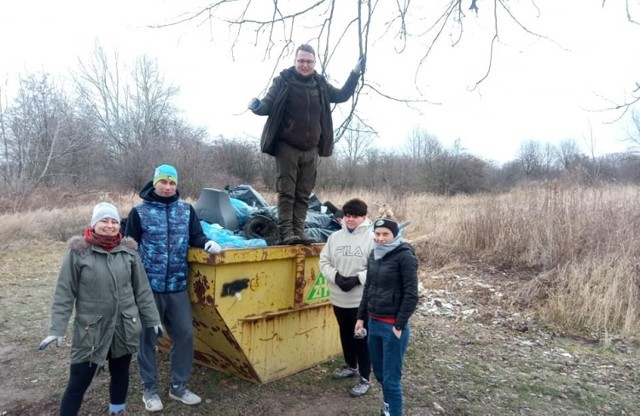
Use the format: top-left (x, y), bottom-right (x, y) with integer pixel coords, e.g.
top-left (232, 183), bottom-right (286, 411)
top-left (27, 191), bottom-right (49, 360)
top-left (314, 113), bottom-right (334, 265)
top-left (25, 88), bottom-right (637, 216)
top-left (319, 218), bottom-right (374, 308)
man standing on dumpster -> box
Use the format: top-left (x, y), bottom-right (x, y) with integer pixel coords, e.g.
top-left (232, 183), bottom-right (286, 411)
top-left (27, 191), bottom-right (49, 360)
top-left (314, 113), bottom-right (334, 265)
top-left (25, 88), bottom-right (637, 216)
top-left (248, 43), bottom-right (366, 245)
top-left (125, 164), bottom-right (222, 413)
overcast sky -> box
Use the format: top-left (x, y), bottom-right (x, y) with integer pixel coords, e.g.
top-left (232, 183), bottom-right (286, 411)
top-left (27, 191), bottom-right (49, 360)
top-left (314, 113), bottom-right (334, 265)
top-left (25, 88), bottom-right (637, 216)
top-left (2, 0), bottom-right (640, 164)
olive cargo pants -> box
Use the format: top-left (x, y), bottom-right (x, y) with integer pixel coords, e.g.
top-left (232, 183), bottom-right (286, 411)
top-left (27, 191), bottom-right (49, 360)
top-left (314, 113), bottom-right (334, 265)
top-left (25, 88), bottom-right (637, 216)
top-left (274, 141), bottom-right (318, 239)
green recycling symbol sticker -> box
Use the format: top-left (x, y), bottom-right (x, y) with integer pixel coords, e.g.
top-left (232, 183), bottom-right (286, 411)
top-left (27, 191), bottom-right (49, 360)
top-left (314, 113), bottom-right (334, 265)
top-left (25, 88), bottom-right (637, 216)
top-left (306, 272), bottom-right (330, 302)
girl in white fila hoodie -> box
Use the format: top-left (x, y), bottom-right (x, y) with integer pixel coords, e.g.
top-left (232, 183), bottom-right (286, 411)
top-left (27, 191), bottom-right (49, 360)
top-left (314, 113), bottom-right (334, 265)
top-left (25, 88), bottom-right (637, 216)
top-left (319, 198), bottom-right (374, 397)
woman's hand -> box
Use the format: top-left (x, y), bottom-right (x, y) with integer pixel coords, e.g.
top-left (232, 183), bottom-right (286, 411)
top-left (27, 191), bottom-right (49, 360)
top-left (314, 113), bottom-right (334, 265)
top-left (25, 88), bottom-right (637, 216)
top-left (354, 319), bottom-right (364, 334)
top-left (39, 335), bottom-right (63, 351)
top-left (392, 326), bottom-right (402, 339)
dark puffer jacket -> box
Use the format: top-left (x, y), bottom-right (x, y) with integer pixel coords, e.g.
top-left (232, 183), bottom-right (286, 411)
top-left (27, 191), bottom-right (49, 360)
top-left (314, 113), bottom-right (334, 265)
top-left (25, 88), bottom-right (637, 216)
top-left (125, 181), bottom-right (209, 293)
top-left (357, 242), bottom-right (419, 328)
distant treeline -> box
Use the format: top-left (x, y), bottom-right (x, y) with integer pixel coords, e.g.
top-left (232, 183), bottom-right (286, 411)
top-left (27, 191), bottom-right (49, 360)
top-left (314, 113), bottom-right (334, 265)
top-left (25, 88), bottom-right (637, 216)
top-left (2, 47), bottom-right (640, 212)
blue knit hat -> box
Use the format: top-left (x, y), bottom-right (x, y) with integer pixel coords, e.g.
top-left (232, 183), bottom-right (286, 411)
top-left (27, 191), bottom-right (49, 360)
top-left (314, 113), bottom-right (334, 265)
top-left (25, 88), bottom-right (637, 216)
top-left (153, 164), bottom-right (178, 186)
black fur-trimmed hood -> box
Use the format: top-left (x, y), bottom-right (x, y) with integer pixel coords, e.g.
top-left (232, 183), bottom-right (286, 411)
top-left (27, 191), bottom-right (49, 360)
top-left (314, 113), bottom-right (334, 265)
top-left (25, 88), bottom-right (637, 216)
top-left (67, 235), bottom-right (138, 254)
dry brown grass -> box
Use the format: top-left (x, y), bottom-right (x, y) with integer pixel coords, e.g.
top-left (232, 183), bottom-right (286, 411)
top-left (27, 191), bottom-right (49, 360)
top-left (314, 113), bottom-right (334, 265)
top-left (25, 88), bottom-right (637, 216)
top-left (2, 183), bottom-right (639, 337)
top-left (0, 192), bottom-right (139, 246)
top-left (537, 252), bottom-right (640, 337)
top-left (322, 184), bottom-right (640, 337)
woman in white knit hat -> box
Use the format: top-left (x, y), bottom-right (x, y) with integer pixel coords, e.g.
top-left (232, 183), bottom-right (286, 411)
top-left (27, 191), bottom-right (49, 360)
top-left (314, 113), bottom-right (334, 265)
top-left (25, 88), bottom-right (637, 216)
top-left (39, 202), bottom-right (161, 416)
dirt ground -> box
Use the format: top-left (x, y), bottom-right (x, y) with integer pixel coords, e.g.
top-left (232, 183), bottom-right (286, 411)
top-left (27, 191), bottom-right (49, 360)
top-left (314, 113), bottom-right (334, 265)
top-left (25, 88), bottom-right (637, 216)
top-left (2, 242), bottom-right (640, 415)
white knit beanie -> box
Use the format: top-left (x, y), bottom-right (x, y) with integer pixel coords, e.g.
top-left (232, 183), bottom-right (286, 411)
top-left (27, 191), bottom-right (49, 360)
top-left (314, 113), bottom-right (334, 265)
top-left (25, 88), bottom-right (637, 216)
top-left (91, 202), bottom-right (121, 227)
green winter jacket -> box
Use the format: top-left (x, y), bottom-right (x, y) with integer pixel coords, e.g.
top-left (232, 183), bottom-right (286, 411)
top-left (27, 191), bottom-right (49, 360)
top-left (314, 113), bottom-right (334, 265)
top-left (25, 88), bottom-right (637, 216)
top-left (48, 236), bottom-right (161, 366)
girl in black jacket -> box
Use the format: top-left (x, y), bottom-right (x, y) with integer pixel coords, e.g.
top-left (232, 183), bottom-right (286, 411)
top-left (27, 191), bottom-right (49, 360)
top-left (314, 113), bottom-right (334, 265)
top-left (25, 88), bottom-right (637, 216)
top-left (355, 217), bottom-right (418, 416)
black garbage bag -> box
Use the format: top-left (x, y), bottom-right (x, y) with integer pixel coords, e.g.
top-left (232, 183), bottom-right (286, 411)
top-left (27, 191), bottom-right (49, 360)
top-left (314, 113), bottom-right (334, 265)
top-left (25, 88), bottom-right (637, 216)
top-left (305, 227), bottom-right (337, 243)
top-left (225, 184), bottom-right (269, 209)
top-left (304, 209), bottom-right (336, 229)
top-left (308, 193), bottom-right (322, 212)
top-left (254, 207), bottom-right (338, 230)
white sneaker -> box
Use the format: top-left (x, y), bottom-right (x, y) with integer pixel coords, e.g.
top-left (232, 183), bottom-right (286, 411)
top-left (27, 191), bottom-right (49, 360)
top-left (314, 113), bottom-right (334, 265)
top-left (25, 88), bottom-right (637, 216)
top-left (169, 387), bottom-right (202, 405)
top-left (142, 392), bottom-right (163, 412)
top-left (381, 401), bottom-right (390, 416)
top-left (333, 366), bottom-right (359, 379)
top-left (349, 377), bottom-right (372, 397)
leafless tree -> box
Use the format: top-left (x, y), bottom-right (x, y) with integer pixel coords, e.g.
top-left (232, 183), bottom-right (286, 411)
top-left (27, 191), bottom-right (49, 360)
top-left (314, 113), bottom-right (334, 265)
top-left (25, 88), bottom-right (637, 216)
top-left (402, 128), bottom-right (443, 191)
top-left (73, 43), bottom-right (214, 190)
top-left (152, 1), bottom-right (563, 146)
top-left (540, 142), bottom-right (559, 176)
top-left (518, 140), bottom-right (542, 177)
top-left (0, 85), bottom-right (9, 188)
top-left (213, 137), bottom-right (261, 185)
top-left (404, 128), bottom-right (443, 165)
top-left (74, 44), bottom-right (179, 155)
top-left (339, 121), bottom-right (374, 166)
top-left (0, 73), bottom-right (93, 209)
top-left (582, 123), bottom-right (602, 184)
top-left (557, 138), bottom-right (583, 171)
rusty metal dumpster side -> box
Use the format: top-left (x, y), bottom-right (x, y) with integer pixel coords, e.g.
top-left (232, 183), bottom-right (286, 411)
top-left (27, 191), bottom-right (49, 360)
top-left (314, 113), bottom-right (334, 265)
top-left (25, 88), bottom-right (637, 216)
top-left (180, 244), bottom-right (340, 383)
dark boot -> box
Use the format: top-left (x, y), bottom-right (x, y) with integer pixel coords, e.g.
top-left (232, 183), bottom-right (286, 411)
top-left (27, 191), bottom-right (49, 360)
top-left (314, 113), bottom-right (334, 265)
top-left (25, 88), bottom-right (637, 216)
top-left (292, 198), bottom-right (315, 244)
top-left (277, 189), bottom-right (298, 245)
top-left (281, 234), bottom-right (302, 245)
top-left (297, 233), bottom-right (317, 245)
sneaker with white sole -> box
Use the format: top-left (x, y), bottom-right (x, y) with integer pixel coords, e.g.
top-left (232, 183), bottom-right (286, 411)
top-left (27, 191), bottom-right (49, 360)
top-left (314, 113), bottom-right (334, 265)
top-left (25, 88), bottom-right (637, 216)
top-left (349, 377), bottom-right (372, 397)
top-left (333, 366), bottom-right (359, 379)
top-left (142, 391), bottom-right (163, 412)
top-left (381, 401), bottom-right (390, 416)
top-left (169, 386), bottom-right (202, 405)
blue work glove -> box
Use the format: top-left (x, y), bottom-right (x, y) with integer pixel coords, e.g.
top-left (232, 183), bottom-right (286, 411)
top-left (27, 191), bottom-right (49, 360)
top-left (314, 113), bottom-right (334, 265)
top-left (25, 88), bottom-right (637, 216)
top-left (204, 240), bottom-right (221, 254)
top-left (154, 325), bottom-right (164, 338)
top-left (248, 97), bottom-right (261, 111)
top-left (39, 335), bottom-right (63, 351)
top-left (353, 56), bottom-right (366, 74)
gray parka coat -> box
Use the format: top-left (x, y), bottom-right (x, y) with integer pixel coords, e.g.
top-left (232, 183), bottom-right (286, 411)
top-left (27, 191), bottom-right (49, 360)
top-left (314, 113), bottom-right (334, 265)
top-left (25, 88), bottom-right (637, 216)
top-left (48, 236), bottom-right (161, 366)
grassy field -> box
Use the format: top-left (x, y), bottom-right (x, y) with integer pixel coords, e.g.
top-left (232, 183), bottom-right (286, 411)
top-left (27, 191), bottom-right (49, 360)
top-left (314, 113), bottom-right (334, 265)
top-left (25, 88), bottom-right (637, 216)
top-left (1, 184), bottom-right (640, 415)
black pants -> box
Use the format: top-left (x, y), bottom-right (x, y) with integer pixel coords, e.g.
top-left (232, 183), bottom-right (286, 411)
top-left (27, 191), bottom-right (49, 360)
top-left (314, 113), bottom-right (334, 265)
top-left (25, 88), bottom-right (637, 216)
top-left (333, 305), bottom-right (371, 381)
top-left (60, 353), bottom-right (131, 416)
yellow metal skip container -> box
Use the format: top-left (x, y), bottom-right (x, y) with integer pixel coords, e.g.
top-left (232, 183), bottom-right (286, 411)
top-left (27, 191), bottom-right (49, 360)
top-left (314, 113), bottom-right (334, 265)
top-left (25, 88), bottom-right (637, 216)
top-left (158, 244), bottom-right (340, 384)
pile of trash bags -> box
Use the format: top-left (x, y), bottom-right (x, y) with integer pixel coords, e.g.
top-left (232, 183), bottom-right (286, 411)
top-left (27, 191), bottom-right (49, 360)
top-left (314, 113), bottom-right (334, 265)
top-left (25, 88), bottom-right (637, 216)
top-left (195, 185), bottom-right (343, 249)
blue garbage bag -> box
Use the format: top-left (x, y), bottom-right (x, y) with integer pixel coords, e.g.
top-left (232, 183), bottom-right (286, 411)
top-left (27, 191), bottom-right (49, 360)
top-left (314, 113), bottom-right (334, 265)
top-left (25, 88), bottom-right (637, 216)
top-left (201, 221), bottom-right (267, 248)
top-left (230, 197), bottom-right (256, 228)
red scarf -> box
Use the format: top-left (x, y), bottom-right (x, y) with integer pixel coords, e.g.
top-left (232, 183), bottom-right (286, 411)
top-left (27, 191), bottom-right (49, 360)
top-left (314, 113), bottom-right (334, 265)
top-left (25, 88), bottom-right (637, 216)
top-left (84, 227), bottom-right (122, 251)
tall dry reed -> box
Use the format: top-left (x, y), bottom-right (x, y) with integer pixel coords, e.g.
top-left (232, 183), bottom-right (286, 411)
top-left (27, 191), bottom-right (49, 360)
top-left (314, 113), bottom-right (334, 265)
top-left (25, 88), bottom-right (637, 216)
top-left (322, 184), bottom-right (640, 336)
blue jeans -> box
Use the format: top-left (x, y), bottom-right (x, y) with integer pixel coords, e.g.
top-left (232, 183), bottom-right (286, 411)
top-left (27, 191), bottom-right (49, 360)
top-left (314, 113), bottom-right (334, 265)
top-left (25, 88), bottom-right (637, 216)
top-left (367, 319), bottom-right (410, 416)
top-left (138, 290), bottom-right (194, 392)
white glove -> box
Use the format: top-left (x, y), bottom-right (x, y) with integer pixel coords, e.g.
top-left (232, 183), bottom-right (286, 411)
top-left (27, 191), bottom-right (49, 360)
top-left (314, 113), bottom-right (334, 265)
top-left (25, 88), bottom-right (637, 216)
top-left (39, 335), bottom-right (63, 351)
top-left (153, 325), bottom-right (164, 338)
top-left (204, 240), bottom-right (221, 254)
top-left (248, 97), bottom-right (260, 111)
